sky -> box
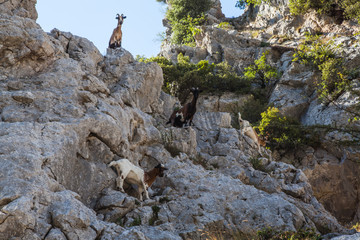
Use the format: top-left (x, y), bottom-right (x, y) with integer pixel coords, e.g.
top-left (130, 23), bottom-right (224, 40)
top-left (36, 1), bottom-right (243, 57)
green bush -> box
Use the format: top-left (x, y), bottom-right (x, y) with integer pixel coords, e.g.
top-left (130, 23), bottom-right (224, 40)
top-left (236, 0), bottom-right (360, 22)
top-left (289, 0), bottom-right (335, 15)
top-left (166, 0), bottom-right (212, 45)
top-left (292, 34), bottom-right (349, 102)
top-left (141, 54), bottom-right (251, 103)
top-left (257, 107), bottom-right (317, 150)
top-left (236, 0), bottom-right (269, 9)
top-left (170, 15), bottom-right (206, 46)
top-left (341, 0), bottom-right (360, 22)
top-left (217, 22), bottom-right (232, 30)
top-left (149, 206), bottom-right (161, 226)
top-left (289, 0), bottom-right (360, 22)
top-left (250, 156), bottom-right (267, 172)
top-left (244, 50), bottom-right (281, 89)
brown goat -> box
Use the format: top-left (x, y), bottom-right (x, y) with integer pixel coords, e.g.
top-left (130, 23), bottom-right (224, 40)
top-left (144, 164), bottom-right (168, 187)
top-left (109, 13), bottom-right (126, 49)
top-left (166, 87), bottom-right (202, 127)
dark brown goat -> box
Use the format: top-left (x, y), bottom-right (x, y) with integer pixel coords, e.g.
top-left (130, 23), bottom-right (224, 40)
top-left (166, 87), bottom-right (202, 127)
top-left (109, 14), bottom-right (126, 49)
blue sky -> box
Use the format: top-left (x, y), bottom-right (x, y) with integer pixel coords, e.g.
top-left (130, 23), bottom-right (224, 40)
top-left (36, 1), bottom-right (243, 57)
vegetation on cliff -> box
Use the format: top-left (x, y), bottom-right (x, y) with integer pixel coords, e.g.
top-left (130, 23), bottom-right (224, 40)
top-left (138, 54), bottom-right (251, 103)
top-left (166, 0), bottom-right (212, 45)
top-left (237, 0), bottom-right (360, 23)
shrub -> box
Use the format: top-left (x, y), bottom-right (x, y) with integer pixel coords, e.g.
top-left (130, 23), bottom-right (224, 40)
top-left (166, 0), bottom-right (212, 45)
top-left (257, 107), bottom-right (317, 150)
top-left (289, 0), bottom-right (360, 23)
top-left (240, 98), bottom-right (268, 124)
top-left (236, 0), bottom-right (270, 9)
top-left (341, 0), bottom-right (360, 23)
top-left (149, 206), bottom-right (161, 226)
top-left (292, 34), bottom-right (350, 102)
top-left (250, 156), bottom-right (267, 172)
top-left (244, 50), bottom-right (281, 89)
top-left (217, 22), bottom-right (232, 30)
top-left (227, 97), bottom-right (268, 129)
top-left (141, 54), bottom-right (251, 103)
top-left (236, 0), bottom-right (360, 22)
top-left (170, 14), bottom-right (206, 46)
top-left (317, 58), bottom-right (348, 102)
top-left (130, 217), bottom-right (141, 226)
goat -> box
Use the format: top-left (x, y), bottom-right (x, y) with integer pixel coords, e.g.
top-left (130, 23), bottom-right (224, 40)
top-left (109, 159), bottom-right (168, 201)
top-left (166, 87), bottom-right (202, 127)
top-left (238, 113), bottom-right (266, 153)
top-left (109, 13), bottom-right (126, 49)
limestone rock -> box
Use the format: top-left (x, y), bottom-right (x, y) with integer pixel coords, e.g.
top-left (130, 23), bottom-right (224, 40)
top-left (0, 0), bottom-right (358, 239)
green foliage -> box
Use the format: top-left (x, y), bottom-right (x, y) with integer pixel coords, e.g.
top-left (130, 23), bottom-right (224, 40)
top-left (288, 0), bottom-right (311, 15)
top-left (167, 0), bottom-right (212, 21)
top-left (241, 98), bottom-right (268, 124)
top-left (244, 50), bottom-right (281, 89)
top-left (292, 34), bottom-right (337, 67)
top-left (130, 217), bottom-right (142, 227)
top-left (257, 227), bottom-right (321, 240)
top-left (289, 0), bottom-right (335, 15)
top-left (149, 206), bottom-right (161, 226)
top-left (317, 58), bottom-right (348, 102)
top-left (227, 97), bottom-right (268, 129)
top-left (293, 34), bottom-right (360, 121)
top-left (236, 0), bottom-right (269, 9)
top-left (166, 0), bottom-right (212, 45)
top-left (258, 107), bottom-right (318, 150)
top-left (236, 0), bottom-right (360, 22)
top-left (292, 34), bottom-right (350, 102)
top-left (217, 22), bottom-right (232, 30)
top-left (289, 0), bottom-right (360, 23)
top-left (142, 54), bottom-right (251, 103)
top-left (170, 14), bottom-right (206, 46)
top-left (250, 156), bottom-right (267, 172)
top-left (341, 0), bottom-right (360, 23)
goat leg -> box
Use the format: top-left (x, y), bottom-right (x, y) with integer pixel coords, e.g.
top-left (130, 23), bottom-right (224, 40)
top-left (116, 176), bottom-right (125, 192)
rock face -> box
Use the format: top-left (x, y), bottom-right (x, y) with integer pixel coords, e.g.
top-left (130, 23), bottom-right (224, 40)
top-left (0, 0), bottom-right (359, 239)
top-left (161, 0), bottom-right (360, 229)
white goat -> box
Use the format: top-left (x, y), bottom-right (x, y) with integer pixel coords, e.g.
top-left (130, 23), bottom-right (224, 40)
top-left (109, 159), bottom-right (168, 201)
top-left (109, 158), bottom-right (149, 201)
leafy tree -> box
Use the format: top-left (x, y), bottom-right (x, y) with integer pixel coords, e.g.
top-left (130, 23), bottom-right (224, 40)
top-left (139, 54), bottom-right (250, 103)
top-left (244, 50), bottom-right (280, 89)
top-left (170, 15), bottom-right (206, 46)
top-left (165, 0), bottom-right (212, 45)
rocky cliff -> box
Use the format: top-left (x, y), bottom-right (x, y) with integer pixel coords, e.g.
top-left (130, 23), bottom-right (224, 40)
top-left (162, 0), bottom-right (360, 231)
top-left (0, 1), bottom-right (359, 240)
